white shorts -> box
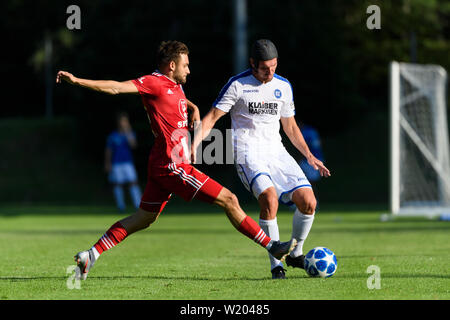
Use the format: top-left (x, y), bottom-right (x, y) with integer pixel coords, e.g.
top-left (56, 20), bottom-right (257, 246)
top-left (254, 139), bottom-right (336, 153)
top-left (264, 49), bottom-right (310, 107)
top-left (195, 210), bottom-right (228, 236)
top-left (235, 147), bottom-right (311, 208)
top-left (108, 162), bottom-right (138, 184)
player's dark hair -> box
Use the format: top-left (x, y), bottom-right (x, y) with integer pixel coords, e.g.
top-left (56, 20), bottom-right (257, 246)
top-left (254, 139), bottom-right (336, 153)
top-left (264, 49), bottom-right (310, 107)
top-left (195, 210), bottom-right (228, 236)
top-left (250, 39), bottom-right (278, 70)
top-left (157, 40), bottom-right (189, 69)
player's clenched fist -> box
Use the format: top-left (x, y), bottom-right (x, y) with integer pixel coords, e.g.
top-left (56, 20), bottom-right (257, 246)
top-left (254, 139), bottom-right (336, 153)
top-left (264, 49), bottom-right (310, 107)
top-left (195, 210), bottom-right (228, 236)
top-left (56, 71), bottom-right (77, 84)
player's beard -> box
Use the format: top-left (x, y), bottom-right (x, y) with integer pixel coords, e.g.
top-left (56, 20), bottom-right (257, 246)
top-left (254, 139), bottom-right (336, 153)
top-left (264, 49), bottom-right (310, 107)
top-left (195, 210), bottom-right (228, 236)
top-left (178, 76), bottom-right (187, 85)
top-left (258, 71), bottom-right (274, 83)
top-left (173, 71), bottom-right (187, 85)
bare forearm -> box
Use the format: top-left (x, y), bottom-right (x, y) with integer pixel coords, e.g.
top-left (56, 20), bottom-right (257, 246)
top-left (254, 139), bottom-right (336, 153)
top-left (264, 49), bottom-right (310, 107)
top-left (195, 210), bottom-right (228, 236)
top-left (74, 78), bottom-right (122, 95)
top-left (282, 118), bottom-right (331, 176)
top-left (186, 99), bottom-right (198, 111)
top-left (191, 108), bottom-right (225, 163)
top-left (192, 115), bottom-right (215, 149)
top-left (186, 99), bottom-right (201, 130)
top-left (286, 126), bottom-right (313, 158)
top-left (57, 70), bottom-right (138, 95)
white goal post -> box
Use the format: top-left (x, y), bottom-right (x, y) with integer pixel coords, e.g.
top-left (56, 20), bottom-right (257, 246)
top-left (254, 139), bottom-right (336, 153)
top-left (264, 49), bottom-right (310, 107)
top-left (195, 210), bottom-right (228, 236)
top-left (390, 61), bottom-right (450, 217)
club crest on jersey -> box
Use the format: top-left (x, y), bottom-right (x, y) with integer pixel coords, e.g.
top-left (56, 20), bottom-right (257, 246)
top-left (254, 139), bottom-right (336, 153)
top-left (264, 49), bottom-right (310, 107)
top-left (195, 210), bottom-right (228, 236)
top-left (178, 99), bottom-right (188, 128)
top-left (274, 89), bottom-right (282, 99)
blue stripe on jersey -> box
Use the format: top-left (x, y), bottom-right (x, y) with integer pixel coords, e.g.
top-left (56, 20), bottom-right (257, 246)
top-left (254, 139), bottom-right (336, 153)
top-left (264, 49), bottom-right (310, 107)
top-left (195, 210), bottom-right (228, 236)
top-left (213, 69), bottom-right (252, 107)
top-left (273, 73), bottom-right (294, 102)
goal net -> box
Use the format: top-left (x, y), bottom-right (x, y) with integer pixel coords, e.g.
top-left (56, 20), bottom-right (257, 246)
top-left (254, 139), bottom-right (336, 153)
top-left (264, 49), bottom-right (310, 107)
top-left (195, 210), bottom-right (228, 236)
top-left (390, 61), bottom-right (450, 217)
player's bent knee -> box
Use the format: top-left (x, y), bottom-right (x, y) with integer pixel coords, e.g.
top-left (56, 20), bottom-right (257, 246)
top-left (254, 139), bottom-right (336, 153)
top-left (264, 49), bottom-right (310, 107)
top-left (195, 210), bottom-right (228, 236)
top-left (142, 217), bottom-right (157, 228)
top-left (258, 190), bottom-right (278, 219)
top-left (299, 198), bottom-right (316, 215)
top-left (120, 208), bottom-right (160, 234)
top-left (293, 188), bottom-right (317, 215)
top-left (226, 192), bottom-right (240, 211)
top-left (137, 209), bottom-right (160, 228)
top-left (215, 188), bottom-right (239, 210)
top-left (259, 191), bottom-right (278, 208)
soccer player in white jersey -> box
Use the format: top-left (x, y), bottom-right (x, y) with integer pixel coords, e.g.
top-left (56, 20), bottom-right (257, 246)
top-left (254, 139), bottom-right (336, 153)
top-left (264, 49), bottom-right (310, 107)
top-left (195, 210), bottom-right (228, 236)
top-left (192, 39), bottom-right (331, 279)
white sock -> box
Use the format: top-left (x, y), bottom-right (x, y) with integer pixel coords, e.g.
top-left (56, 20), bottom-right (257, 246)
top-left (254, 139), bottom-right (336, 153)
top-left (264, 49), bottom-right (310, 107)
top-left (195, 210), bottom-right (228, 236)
top-left (259, 218), bottom-right (283, 270)
top-left (290, 209), bottom-right (315, 258)
top-left (90, 246), bottom-right (100, 260)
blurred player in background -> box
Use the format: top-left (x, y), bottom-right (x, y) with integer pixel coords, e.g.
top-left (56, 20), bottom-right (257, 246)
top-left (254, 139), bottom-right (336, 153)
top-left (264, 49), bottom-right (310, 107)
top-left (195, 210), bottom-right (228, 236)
top-left (56, 40), bottom-right (295, 280)
top-left (297, 121), bottom-right (325, 191)
top-left (192, 39), bottom-right (330, 279)
top-left (105, 112), bottom-right (142, 212)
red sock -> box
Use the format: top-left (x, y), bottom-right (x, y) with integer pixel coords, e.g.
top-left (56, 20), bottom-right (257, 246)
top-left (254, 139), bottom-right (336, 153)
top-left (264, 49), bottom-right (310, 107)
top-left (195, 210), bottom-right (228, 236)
top-left (238, 216), bottom-right (271, 248)
top-left (93, 221), bottom-right (128, 255)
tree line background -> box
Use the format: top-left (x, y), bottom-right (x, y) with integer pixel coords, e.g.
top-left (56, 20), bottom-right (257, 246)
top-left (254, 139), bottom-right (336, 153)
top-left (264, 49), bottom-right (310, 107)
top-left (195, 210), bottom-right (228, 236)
top-left (1, 0), bottom-right (449, 205)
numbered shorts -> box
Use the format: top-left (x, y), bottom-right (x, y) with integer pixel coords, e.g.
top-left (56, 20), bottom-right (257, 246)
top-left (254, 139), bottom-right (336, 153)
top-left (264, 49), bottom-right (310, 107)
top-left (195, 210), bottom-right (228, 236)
top-left (236, 148), bottom-right (311, 208)
top-left (139, 162), bottom-right (223, 213)
top-left (108, 162), bottom-right (138, 184)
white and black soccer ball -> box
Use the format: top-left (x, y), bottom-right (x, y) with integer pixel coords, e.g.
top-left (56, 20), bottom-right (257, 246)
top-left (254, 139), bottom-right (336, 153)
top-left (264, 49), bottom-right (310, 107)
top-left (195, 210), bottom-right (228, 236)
top-left (304, 247), bottom-right (337, 278)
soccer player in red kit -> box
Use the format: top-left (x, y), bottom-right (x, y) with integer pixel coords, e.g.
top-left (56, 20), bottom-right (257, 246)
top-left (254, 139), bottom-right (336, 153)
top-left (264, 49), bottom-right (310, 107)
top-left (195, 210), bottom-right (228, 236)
top-left (56, 40), bottom-right (295, 280)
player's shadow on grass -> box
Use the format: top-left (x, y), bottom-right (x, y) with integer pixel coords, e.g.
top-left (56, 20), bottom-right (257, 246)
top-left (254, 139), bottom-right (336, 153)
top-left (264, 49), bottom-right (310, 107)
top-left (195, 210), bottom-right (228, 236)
top-left (91, 275), bottom-right (274, 281)
top-left (2, 272), bottom-right (448, 282)
top-left (333, 273), bottom-right (450, 279)
top-left (277, 273), bottom-right (450, 280)
top-left (0, 276), bottom-right (70, 281)
top-left (0, 275), bottom-right (273, 282)
top-left (0, 228), bottom-right (237, 236)
top-left (312, 225), bottom-right (450, 233)
top-left (338, 254), bottom-right (427, 258)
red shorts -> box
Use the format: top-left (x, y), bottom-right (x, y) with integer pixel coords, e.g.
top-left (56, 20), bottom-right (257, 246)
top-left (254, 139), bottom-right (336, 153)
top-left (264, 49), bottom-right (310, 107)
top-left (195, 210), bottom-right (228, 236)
top-left (139, 162), bottom-right (223, 213)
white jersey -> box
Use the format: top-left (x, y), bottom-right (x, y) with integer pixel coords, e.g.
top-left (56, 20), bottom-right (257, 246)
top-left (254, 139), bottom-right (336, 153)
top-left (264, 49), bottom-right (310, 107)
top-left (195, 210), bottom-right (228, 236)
top-left (213, 69), bottom-right (310, 204)
top-left (213, 69), bottom-right (296, 163)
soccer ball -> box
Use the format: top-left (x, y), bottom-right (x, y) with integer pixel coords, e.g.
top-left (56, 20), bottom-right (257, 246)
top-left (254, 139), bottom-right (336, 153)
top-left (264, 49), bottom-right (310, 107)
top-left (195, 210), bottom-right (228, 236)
top-left (304, 247), bottom-right (337, 278)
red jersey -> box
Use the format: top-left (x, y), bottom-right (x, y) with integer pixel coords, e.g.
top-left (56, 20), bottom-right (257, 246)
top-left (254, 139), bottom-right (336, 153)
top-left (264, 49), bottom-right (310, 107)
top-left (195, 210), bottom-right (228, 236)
top-left (132, 71), bottom-right (190, 165)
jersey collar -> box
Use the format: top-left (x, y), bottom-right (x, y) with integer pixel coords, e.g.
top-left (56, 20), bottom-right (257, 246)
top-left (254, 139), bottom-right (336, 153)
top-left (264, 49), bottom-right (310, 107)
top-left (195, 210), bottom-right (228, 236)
top-left (250, 71), bottom-right (274, 85)
top-left (154, 69), bottom-right (178, 85)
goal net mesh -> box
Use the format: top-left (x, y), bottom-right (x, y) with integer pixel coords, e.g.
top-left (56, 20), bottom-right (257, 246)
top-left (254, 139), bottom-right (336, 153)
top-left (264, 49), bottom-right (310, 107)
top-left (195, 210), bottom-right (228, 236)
top-left (391, 62), bottom-right (450, 216)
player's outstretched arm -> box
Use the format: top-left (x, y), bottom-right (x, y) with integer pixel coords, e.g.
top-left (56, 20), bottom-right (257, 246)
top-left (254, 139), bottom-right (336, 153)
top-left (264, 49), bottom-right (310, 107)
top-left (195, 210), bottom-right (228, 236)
top-left (281, 116), bottom-right (331, 177)
top-left (56, 71), bottom-right (138, 95)
top-left (191, 107), bottom-right (226, 163)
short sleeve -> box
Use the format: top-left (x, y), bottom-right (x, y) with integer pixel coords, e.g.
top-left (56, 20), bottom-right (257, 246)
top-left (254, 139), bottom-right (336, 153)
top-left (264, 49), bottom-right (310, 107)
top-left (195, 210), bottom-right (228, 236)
top-left (280, 82), bottom-right (296, 118)
top-left (131, 75), bottom-right (160, 96)
top-left (212, 79), bottom-right (239, 113)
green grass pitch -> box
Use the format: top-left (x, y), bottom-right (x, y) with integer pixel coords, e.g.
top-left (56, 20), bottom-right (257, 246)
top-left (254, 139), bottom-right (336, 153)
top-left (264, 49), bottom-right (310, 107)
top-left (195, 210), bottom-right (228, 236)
top-left (0, 204), bottom-right (449, 300)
